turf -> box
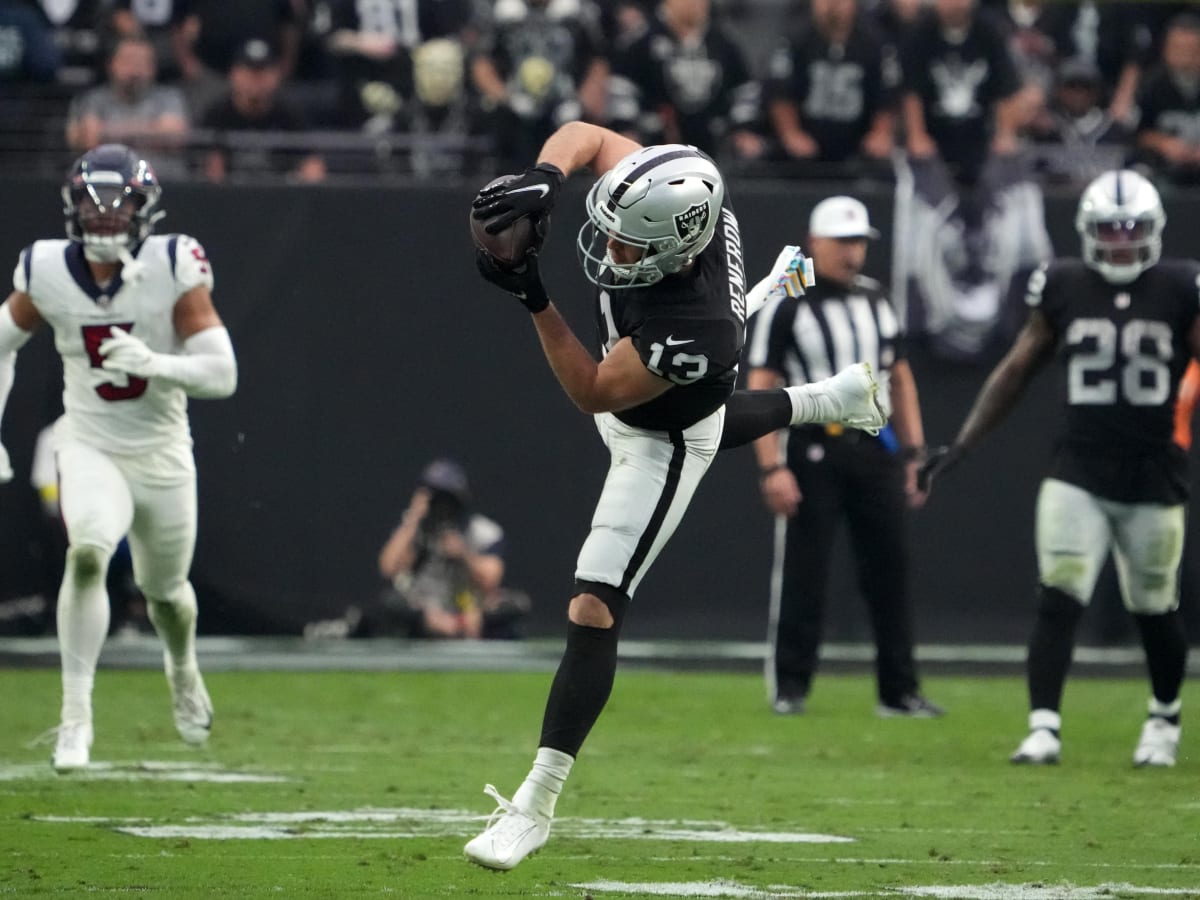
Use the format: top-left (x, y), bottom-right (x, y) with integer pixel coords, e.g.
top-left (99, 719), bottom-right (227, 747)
top-left (1, 668), bottom-right (1197, 898)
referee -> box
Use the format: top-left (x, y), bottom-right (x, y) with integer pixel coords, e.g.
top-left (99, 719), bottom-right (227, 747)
top-left (746, 195), bottom-right (943, 718)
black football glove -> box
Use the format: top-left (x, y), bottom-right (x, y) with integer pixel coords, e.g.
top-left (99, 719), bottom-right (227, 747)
top-left (476, 248), bottom-right (550, 313)
top-left (471, 162), bottom-right (566, 234)
top-left (916, 443), bottom-right (965, 494)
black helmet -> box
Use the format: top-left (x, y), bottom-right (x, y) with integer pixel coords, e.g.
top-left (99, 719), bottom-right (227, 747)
top-left (62, 144), bottom-right (164, 262)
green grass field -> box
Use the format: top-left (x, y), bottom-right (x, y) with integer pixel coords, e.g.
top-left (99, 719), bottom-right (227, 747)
top-left (1, 667), bottom-right (1197, 898)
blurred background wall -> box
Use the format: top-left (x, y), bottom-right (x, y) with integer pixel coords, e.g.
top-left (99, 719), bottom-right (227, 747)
top-left (2, 177), bottom-right (1198, 642)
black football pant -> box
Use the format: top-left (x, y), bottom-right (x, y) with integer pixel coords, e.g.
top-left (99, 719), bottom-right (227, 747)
top-left (770, 431), bottom-right (919, 705)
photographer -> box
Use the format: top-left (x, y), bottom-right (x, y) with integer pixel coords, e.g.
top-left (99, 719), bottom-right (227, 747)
top-left (308, 458), bottom-right (529, 639)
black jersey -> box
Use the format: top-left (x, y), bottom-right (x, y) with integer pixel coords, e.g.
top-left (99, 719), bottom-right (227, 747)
top-left (765, 22), bottom-right (896, 163)
top-left (595, 202), bottom-right (747, 432)
top-left (1027, 258), bottom-right (1200, 503)
top-left (1136, 66), bottom-right (1200, 144)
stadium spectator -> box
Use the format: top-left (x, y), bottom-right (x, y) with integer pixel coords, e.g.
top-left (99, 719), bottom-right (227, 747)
top-left (1135, 13), bottom-right (1200, 186)
top-left (748, 195), bottom-right (941, 718)
top-left (900, 0), bottom-right (1024, 186)
top-left (921, 169), bottom-right (1193, 768)
top-left (0, 0), bottom-right (60, 83)
top-left (34, 0), bottom-right (105, 87)
top-left (108, 0), bottom-right (184, 82)
top-left (66, 35), bottom-right (189, 179)
top-left (470, 0), bottom-right (608, 170)
top-left (171, 0), bottom-right (305, 117)
top-left (325, 0), bottom-right (474, 132)
top-left (762, 0), bottom-right (897, 173)
top-left (0, 143), bottom-right (237, 771)
top-left (396, 37), bottom-right (490, 178)
top-left (305, 458), bottom-right (530, 640)
top-left (1027, 57), bottom-right (1131, 187)
top-left (198, 39), bottom-right (326, 184)
top-left (608, 0), bottom-right (762, 159)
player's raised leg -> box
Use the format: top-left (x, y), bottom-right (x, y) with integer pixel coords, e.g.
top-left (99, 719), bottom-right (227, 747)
top-left (53, 441), bottom-right (135, 771)
top-left (126, 451), bottom-right (211, 745)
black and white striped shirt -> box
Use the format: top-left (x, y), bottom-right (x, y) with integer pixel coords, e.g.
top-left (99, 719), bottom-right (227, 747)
top-left (747, 274), bottom-right (903, 399)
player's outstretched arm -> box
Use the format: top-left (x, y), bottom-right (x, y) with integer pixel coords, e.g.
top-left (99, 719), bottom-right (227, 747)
top-left (0, 293), bottom-right (41, 483)
top-left (920, 310), bottom-right (1055, 494)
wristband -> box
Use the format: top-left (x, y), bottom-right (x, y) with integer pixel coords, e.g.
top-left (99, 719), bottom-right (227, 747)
top-left (759, 464), bottom-right (788, 481)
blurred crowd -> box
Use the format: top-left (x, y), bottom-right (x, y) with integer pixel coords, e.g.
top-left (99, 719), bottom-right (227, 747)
top-left (2, 0), bottom-right (1200, 185)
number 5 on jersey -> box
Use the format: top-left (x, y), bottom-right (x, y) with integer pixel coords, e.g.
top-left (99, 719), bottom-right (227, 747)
top-left (82, 323), bottom-right (148, 401)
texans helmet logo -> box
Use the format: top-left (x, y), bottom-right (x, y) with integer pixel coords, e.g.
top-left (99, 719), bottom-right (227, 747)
top-left (674, 201), bottom-right (710, 242)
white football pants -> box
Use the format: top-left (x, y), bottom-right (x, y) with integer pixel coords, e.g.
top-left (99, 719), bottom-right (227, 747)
top-left (575, 408), bottom-right (724, 598)
top-left (57, 438), bottom-right (197, 599)
top-left (1036, 477), bottom-right (1185, 614)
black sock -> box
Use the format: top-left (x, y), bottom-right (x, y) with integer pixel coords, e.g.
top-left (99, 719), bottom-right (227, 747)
top-left (1027, 586), bottom-right (1084, 712)
top-left (719, 390), bottom-right (792, 450)
top-left (1134, 610), bottom-right (1188, 724)
top-left (538, 622), bottom-right (620, 756)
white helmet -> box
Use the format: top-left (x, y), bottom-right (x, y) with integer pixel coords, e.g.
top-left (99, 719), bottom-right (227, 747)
top-left (1075, 169), bottom-right (1165, 284)
top-left (577, 144), bottom-right (725, 289)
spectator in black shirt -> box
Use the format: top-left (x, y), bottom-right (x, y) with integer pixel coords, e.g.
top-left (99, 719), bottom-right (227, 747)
top-left (199, 39), bottom-right (326, 183)
top-left (608, 0), bottom-right (763, 159)
top-left (1028, 57), bottom-right (1130, 187)
top-left (325, 0), bottom-right (474, 131)
top-left (1136, 13), bottom-right (1200, 186)
top-left (901, 0), bottom-right (1024, 186)
top-left (764, 0), bottom-right (896, 171)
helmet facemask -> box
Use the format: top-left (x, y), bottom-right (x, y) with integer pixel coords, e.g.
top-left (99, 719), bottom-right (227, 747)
top-left (576, 145), bottom-right (724, 290)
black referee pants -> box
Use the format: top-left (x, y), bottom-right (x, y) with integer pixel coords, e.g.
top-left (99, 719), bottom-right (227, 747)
top-left (770, 429), bottom-right (919, 705)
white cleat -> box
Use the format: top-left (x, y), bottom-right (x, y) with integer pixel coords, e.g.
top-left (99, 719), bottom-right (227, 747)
top-left (817, 362), bottom-right (888, 436)
top-left (1010, 728), bottom-right (1061, 765)
top-left (165, 656), bottom-right (213, 746)
top-left (1133, 718), bottom-right (1180, 767)
top-left (463, 784), bottom-right (551, 871)
top-left (52, 721), bottom-right (93, 772)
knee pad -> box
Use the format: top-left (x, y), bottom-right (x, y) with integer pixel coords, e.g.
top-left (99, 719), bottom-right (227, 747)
top-left (573, 579), bottom-right (630, 632)
top-left (64, 544), bottom-right (112, 589)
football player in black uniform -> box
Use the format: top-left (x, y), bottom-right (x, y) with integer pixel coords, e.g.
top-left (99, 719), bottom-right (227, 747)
top-left (922, 169), bottom-right (1200, 767)
top-left (463, 120), bottom-right (888, 870)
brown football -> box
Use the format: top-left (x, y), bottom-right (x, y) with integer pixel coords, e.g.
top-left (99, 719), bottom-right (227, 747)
top-left (470, 175), bottom-right (539, 268)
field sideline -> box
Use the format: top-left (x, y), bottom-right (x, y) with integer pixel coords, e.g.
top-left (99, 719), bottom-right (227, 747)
top-left (1, 650), bottom-right (1198, 898)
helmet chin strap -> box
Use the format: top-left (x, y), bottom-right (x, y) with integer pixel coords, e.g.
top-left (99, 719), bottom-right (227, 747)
top-left (82, 239), bottom-right (146, 283)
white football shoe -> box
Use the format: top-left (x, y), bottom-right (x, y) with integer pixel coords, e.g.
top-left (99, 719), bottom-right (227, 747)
top-left (808, 362), bottom-right (888, 436)
top-left (165, 655), bottom-right (213, 746)
top-left (52, 720), bottom-right (93, 772)
top-left (1133, 718), bottom-right (1180, 767)
top-left (1010, 728), bottom-right (1061, 765)
top-left (463, 784), bottom-right (551, 871)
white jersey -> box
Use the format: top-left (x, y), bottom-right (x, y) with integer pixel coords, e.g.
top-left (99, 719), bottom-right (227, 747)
top-left (13, 234), bottom-right (214, 453)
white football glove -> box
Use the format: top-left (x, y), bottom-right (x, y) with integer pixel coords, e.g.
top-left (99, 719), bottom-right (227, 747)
top-left (746, 245), bottom-right (816, 318)
top-left (99, 327), bottom-right (161, 379)
top-left (0, 442), bottom-right (12, 484)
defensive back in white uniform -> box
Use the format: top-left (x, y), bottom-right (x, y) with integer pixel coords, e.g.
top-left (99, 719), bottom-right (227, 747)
top-left (0, 144), bottom-right (237, 772)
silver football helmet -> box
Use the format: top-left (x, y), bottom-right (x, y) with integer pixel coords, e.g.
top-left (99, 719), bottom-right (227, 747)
top-left (577, 144), bottom-right (724, 289)
top-left (1075, 169), bottom-right (1165, 284)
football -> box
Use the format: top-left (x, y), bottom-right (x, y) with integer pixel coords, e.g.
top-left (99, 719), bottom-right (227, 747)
top-left (469, 175), bottom-right (540, 268)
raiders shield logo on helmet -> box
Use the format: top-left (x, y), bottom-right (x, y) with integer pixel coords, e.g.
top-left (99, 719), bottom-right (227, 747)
top-left (674, 201), bottom-right (710, 242)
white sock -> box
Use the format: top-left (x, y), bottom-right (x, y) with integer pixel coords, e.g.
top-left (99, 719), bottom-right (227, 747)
top-left (1148, 697), bottom-right (1182, 719)
top-left (1029, 708), bottom-right (1061, 733)
top-left (147, 583), bottom-right (199, 677)
top-left (57, 546), bottom-right (112, 724)
top-left (785, 383), bottom-right (837, 426)
top-left (512, 747), bottom-right (574, 819)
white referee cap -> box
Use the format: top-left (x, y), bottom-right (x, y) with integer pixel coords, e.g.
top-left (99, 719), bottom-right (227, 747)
top-left (808, 196), bottom-right (880, 240)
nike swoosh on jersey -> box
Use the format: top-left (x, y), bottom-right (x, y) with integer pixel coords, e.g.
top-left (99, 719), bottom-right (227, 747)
top-left (507, 184), bottom-right (551, 198)
top-left (664, 336), bottom-right (693, 346)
